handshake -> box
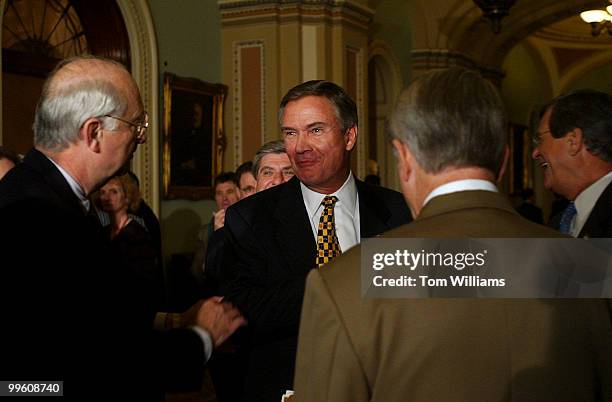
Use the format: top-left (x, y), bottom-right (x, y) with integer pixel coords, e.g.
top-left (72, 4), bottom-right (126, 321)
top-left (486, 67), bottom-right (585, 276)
top-left (156, 296), bottom-right (246, 347)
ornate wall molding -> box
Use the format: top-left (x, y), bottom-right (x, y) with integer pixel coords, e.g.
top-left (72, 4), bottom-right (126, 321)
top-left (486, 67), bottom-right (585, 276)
top-left (219, 0), bottom-right (373, 32)
top-left (116, 0), bottom-right (160, 215)
top-left (353, 46), bottom-right (366, 179)
top-left (232, 40), bottom-right (266, 168)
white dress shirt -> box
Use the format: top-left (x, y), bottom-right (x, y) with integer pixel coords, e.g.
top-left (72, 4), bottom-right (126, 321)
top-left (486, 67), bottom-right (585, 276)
top-left (570, 171), bottom-right (612, 237)
top-left (46, 155), bottom-right (90, 212)
top-left (423, 179), bottom-right (499, 207)
top-left (300, 172), bottom-right (361, 253)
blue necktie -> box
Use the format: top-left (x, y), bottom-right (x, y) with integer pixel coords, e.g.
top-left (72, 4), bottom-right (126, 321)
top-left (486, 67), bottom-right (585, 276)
top-left (558, 202), bottom-right (577, 235)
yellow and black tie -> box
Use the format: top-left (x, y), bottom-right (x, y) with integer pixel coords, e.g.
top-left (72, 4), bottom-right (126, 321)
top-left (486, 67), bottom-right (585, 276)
top-left (316, 196), bottom-right (342, 268)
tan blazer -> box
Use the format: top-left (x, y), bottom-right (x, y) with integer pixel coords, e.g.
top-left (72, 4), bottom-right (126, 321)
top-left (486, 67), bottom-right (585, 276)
top-left (294, 190), bottom-right (612, 402)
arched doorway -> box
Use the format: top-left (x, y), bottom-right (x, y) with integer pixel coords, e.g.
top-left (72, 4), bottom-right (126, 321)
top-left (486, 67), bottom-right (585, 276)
top-left (368, 40), bottom-right (403, 191)
top-left (2, 0), bottom-right (130, 154)
top-left (0, 0), bottom-right (160, 213)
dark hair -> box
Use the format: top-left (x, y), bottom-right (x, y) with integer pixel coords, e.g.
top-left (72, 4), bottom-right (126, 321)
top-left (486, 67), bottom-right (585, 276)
top-left (214, 171), bottom-right (237, 190)
top-left (364, 174), bottom-right (381, 186)
top-left (235, 161), bottom-right (253, 181)
top-left (389, 67), bottom-right (506, 174)
top-left (520, 187), bottom-right (534, 199)
top-left (278, 80), bottom-right (358, 133)
top-left (542, 90), bottom-right (612, 162)
top-left (0, 147), bottom-right (21, 165)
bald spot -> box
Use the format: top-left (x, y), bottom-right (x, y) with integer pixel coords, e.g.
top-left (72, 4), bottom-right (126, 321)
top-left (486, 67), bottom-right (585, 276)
top-left (46, 58), bottom-right (143, 116)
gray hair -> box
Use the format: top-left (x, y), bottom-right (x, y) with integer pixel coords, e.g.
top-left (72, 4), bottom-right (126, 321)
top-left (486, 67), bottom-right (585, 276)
top-left (278, 80), bottom-right (358, 134)
top-left (389, 67), bottom-right (506, 174)
top-left (33, 56), bottom-right (129, 151)
top-left (252, 140), bottom-right (286, 179)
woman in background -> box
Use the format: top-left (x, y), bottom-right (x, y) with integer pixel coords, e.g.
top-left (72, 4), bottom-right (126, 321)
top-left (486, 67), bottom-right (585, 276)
top-left (98, 173), bottom-right (164, 326)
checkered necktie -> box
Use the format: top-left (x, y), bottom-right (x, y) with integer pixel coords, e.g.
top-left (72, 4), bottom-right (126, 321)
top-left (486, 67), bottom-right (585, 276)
top-left (316, 196), bottom-right (342, 268)
top-left (558, 202), bottom-right (577, 235)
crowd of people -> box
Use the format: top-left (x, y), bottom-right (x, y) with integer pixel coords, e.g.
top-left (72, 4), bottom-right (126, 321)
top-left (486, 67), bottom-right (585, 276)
top-left (0, 55), bottom-right (610, 401)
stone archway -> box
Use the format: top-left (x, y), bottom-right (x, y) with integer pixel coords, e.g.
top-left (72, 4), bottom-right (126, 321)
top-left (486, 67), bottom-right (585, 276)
top-left (368, 39), bottom-right (402, 190)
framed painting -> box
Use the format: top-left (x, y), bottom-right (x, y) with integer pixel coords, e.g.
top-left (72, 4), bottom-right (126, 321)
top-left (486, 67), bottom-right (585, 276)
top-left (162, 73), bottom-right (228, 199)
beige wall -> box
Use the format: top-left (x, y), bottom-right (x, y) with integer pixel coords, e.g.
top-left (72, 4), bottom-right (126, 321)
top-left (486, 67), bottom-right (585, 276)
top-left (150, 0), bottom-right (221, 263)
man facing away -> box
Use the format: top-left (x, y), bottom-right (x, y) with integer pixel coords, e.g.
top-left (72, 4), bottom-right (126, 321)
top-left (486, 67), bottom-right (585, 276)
top-left (0, 56), bottom-right (244, 399)
top-left (532, 90), bottom-right (612, 238)
top-left (220, 80), bottom-right (410, 401)
top-left (294, 67), bottom-right (612, 401)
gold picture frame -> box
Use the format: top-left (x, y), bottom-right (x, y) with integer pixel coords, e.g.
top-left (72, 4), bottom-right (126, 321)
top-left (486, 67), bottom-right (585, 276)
top-left (162, 73), bottom-right (228, 200)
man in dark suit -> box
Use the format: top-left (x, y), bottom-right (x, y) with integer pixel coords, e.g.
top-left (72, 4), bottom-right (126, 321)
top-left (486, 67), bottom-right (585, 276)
top-left (294, 68), bottom-right (612, 401)
top-left (533, 90), bottom-right (612, 238)
top-left (220, 80), bottom-right (410, 401)
top-left (0, 56), bottom-right (244, 399)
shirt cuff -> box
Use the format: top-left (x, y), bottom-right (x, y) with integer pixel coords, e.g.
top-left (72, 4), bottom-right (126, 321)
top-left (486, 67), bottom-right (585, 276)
top-left (191, 326), bottom-right (213, 363)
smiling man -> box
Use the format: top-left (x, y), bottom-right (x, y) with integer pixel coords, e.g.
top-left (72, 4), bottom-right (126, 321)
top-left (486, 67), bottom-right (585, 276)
top-left (293, 67), bottom-right (612, 402)
top-left (219, 80), bottom-right (410, 402)
top-left (252, 139), bottom-right (294, 192)
top-left (532, 90), bottom-right (612, 237)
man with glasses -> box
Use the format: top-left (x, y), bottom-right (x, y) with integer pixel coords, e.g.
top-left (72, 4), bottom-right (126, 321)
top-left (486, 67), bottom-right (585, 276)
top-left (105, 110), bottom-right (149, 143)
top-left (532, 90), bottom-right (612, 237)
top-left (0, 56), bottom-right (245, 398)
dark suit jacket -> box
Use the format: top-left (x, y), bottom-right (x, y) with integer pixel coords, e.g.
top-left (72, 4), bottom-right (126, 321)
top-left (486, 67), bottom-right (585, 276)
top-left (579, 180), bottom-right (612, 238)
top-left (220, 175), bottom-right (410, 402)
top-left (0, 149), bottom-right (205, 399)
top-left (294, 190), bottom-right (612, 401)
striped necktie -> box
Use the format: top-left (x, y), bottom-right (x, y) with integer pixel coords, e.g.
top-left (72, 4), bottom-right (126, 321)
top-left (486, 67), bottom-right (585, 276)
top-left (316, 196), bottom-right (342, 268)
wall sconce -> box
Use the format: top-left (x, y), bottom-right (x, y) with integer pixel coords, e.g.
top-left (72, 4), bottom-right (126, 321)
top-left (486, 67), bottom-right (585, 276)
top-left (580, 4), bottom-right (612, 36)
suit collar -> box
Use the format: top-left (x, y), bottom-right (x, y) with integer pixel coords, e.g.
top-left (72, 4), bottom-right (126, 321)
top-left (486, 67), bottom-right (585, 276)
top-left (300, 172), bottom-right (358, 221)
top-left (574, 172), bottom-right (612, 236)
top-left (23, 148), bottom-right (86, 215)
top-left (418, 190), bottom-right (517, 221)
top-left (355, 178), bottom-right (394, 238)
top-left (579, 181), bottom-right (612, 238)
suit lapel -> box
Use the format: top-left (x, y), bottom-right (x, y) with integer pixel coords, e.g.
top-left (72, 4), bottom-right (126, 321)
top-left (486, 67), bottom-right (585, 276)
top-left (356, 179), bottom-right (392, 238)
top-left (273, 177), bottom-right (317, 272)
top-left (579, 181), bottom-right (612, 238)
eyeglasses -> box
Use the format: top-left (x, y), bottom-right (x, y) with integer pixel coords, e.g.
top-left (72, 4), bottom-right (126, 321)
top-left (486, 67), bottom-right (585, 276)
top-left (532, 129), bottom-right (550, 146)
top-left (104, 111), bottom-right (149, 143)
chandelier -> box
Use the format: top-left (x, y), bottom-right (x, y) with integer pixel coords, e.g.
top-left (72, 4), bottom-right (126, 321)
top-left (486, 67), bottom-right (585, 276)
top-left (473, 0), bottom-right (517, 34)
top-left (580, 2), bottom-right (612, 36)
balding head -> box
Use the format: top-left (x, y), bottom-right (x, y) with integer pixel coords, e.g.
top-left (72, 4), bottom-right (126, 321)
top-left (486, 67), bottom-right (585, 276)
top-left (34, 56), bottom-right (142, 152)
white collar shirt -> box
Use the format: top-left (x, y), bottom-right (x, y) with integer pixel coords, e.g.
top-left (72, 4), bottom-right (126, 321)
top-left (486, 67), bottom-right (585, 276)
top-left (46, 155), bottom-right (90, 213)
top-left (570, 171), bottom-right (612, 237)
top-left (301, 172), bottom-right (360, 253)
top-left (423, 179), bottom-right (499, 207)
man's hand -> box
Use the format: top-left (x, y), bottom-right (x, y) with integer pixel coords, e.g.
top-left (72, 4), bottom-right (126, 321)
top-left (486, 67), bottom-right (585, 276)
top-left (213, 209), bottom-right (226, 230)
top-left (196, 296), bottom-right (246, 347)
